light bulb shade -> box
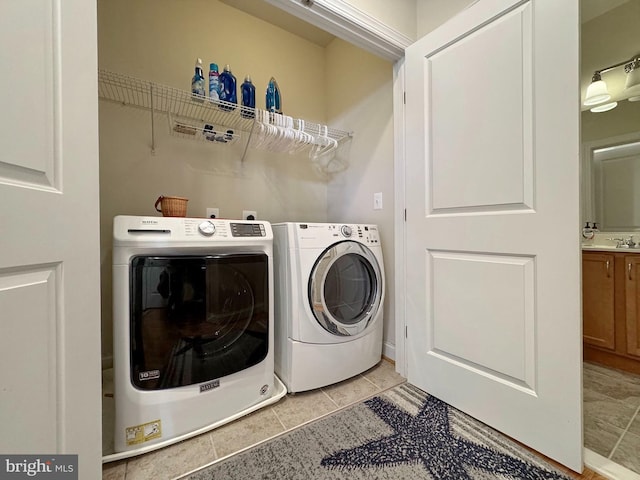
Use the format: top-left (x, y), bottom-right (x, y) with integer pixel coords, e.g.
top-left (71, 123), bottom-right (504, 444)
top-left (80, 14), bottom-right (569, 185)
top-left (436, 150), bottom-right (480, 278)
top-left (624, 61), bottom-right (640, 98)
top-left (584, 79), bottom-right (611, 106)
top-left (590, 101), bottom-right (617, 113)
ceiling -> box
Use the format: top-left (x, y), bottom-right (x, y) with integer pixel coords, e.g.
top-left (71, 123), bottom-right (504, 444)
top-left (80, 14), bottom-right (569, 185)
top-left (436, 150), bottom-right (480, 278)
top-left (581, 0), bottom-right (631, 23)
top-left (219, 0), bottom-right (335, 47)
top-left (220, 0), bottom-right (636, 109)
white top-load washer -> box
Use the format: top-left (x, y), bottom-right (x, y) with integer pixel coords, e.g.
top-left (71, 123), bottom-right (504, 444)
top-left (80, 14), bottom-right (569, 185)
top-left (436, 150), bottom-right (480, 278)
top-left (111, 216), bottom-right (285, 458)
top-left (273, 222), bottom-right (385, 393)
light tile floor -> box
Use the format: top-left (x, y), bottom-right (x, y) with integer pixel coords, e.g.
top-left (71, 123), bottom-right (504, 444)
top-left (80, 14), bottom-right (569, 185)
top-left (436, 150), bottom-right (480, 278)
top-left (102, 359), bottom-right (405, 480)
top-left (583, 361), bottom-right (640, 475)
top-left (102, 360), bottom-right (611, 480)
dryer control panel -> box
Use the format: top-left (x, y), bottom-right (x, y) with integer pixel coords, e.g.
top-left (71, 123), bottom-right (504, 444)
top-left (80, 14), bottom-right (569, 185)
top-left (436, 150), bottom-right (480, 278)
top-left (295, 223), bottom-right (380, 248)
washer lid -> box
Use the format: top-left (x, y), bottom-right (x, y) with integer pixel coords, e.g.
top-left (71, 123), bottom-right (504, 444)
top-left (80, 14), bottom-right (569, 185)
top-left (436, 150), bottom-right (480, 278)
top-left (308, 240), bottom-right (383, 336)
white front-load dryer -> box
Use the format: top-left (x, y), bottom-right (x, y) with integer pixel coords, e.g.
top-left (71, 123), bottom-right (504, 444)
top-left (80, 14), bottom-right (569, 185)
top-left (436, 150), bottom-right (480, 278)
top-left (273, 222), bottom-right (384, 393)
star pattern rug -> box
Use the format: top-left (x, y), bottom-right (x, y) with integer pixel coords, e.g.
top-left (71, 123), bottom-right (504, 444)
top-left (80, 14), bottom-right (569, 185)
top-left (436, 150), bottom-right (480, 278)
top-left (184, 383), bottom-right (573, 480)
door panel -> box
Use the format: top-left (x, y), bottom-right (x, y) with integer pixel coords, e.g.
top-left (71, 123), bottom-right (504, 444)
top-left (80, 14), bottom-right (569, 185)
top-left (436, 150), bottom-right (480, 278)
top-left (430, 251), bottom-right (535, 387)
top-left (0, 0), bottom-right (101, 475)
top-left (405, 0), bottom-right (581, 471)
top-left (0, 0), bottom-right (57, 189)
top-left (430, 6), bottom-right (532, 211)
top-left (0, 267), bottom-right (58, 451)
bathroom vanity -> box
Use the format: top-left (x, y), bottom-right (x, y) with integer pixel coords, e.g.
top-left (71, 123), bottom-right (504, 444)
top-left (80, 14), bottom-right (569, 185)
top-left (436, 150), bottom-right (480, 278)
top-left (583, 246), bottom-right (640, 374)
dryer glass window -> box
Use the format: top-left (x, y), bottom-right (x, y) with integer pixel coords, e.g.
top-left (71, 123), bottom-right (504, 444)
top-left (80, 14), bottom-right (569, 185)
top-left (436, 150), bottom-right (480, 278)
top-left (324, 253), bottom-right (377, 325)
top-left (129, 254), bottom-right (269, 390)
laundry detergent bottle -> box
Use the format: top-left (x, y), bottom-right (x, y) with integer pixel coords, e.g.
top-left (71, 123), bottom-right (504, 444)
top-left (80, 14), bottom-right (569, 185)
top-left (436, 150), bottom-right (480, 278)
top-left (191, 58), bottom-right (205, 101)
top-left (218, 64), bottom-right (237, 111)
top-left (208, 63), bottom-right (220, 102)
top-left (265, 77), bottom-right (282, 114)
top-left (241, 75), bottom-right (255, 118)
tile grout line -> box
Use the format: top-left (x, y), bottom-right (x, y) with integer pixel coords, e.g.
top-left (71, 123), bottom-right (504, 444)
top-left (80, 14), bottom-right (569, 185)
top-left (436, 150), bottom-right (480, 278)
top-left (208, 432), bottom-right (218, 464)
top-left (360, 373), bottom-right (381, 389)
top-left (270, 405), bottom-right (288, 432)
top-left (608, 403), bottom-right (640, 460)
top-left (319, 387), bottom-right (340, 409)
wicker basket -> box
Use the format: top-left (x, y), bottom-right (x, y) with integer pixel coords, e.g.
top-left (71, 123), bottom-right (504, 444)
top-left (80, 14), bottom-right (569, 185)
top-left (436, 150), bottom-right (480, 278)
top-left (154, 195), bottom-right (188, 217)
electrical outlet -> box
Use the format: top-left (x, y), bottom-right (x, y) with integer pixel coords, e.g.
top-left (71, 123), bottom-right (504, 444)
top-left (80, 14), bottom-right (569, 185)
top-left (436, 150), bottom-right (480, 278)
top-left (242, 210), bottom-right (257, 221)
top-left (373, 192), bottom-right (383, 210)
top-left (206, 208), bottom-right (219, 219)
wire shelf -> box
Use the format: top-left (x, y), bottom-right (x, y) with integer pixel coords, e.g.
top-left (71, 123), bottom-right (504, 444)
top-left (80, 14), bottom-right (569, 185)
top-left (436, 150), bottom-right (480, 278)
top-left (98, 69), bottom-right (352, 172)
top-left (168, 113), bottom-right (241, 145)
top-left (98, 69), bottom-right (255, 132)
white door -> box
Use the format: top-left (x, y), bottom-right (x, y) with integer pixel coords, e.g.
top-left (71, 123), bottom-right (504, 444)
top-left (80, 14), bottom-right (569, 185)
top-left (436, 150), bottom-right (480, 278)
top-left (0, 0), bottom-right (102, 476)
top-left (405, 0), bottom-right (582, 471)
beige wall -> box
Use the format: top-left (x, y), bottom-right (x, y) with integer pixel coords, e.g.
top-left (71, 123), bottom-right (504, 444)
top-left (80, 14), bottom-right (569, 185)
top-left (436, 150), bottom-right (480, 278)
top-left (341, 0), bottom-right (417, 40)
top-left (581, 0), bottom-right (640, 143)
top-left (324, 38), bottom-right (396, 352)
top-left (580, 0), bottom-right (640, 108)
top-left (582, 101), bottom-right (640, 143)
top-left (416, 0), bottom-right (474, 38)
top-left (98, 0), bottom-right (384, 362)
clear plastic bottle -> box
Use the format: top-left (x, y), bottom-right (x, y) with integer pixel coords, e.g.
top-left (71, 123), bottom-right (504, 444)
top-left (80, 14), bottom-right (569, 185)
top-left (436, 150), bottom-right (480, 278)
top-left (208, 63), bottom-right (220, 102)
top-left (218, 64), bottom-right (237, 111)
top-left (191, 58), bottom-right (205, 101)
top-left (241, 75), bottom-right (255, 119)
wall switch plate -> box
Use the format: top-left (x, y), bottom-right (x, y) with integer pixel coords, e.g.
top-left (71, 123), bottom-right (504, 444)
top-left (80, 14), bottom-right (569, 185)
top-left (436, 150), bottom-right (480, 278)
top-left (242, 210), bottom-right (257, 220)
top-left (206, 208), bottom-right (219, 219)
top-left (373, 192), bottom-right (383, 210)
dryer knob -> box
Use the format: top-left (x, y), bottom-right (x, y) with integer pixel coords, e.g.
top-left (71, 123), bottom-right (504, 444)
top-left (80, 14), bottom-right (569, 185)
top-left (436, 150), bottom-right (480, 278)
top-left (340, 225), bottom-right (352, 237)
top-left (198, 220), bottom-right (216, 236)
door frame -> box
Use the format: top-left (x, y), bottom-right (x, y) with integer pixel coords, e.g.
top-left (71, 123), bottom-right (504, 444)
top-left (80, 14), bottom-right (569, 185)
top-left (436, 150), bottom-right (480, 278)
top-left (393, 59), bottom-right (407, 376)
top-left (263, 0), bottom-right (413, 61)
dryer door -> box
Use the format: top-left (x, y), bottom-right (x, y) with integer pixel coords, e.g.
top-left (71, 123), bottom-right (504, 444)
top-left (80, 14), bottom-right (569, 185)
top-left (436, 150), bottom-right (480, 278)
top-left (308, 241), bottom-right (383, 336)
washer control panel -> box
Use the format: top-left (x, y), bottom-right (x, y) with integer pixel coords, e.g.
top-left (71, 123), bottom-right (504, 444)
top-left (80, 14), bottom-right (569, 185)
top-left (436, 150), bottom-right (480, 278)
top-left (230, 222), bottom-right (267, 237)
top-left (113, 216), bottom-right (272, 244)
top-left (198, 220), bottom-right (216, 236)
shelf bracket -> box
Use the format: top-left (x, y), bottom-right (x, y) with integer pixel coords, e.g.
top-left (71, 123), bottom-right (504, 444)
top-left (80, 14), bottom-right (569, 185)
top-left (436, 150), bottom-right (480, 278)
top-left (240, 115), bottom-right (258, 163)
top-left (150, 83), bottom-right (156, 154)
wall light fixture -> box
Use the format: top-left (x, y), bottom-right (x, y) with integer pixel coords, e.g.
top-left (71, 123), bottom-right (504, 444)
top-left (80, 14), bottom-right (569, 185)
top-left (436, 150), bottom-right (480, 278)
top-left (584, 54), bottom-right (640, 112)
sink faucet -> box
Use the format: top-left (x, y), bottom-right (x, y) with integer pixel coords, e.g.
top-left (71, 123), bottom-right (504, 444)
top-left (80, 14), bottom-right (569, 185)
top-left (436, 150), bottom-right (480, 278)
top-left (607, 237), bottom-right (626, 247)
top-left (606, 237), bottom-right (636, 248)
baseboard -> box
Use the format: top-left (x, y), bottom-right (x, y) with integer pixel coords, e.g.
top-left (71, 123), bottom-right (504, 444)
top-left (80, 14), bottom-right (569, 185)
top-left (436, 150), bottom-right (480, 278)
top-left (382, 341), bottom-right (395, 362)
top-left (584, 448), bottom-right (640, 480)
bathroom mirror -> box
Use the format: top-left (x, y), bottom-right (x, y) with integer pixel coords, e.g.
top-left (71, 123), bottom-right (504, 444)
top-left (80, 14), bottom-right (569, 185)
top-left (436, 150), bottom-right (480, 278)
top-left (580, 0), bottom-right (640, 232)
top-left (583, 134), bottom-right (640, 231)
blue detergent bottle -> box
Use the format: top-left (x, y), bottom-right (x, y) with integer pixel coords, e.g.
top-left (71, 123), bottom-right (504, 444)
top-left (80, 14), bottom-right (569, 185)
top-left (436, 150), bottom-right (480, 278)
top-left (241, 75), bottom-right (255, 118)
top-left (218, 64), bottom-right (237, 111)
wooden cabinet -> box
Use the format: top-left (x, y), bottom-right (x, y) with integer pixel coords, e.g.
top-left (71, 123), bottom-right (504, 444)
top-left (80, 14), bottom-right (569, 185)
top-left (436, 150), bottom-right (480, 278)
top-left (583, 251), bottom-right (640, 374)
top-left (582, 252), bottom-right (615, 349)
top-left (625, 255), bottom-right (640, 357)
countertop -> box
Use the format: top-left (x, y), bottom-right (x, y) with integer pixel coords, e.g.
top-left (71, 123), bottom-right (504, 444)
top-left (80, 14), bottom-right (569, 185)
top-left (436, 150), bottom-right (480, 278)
top-left (582, 245), bottom-right (640, 252)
